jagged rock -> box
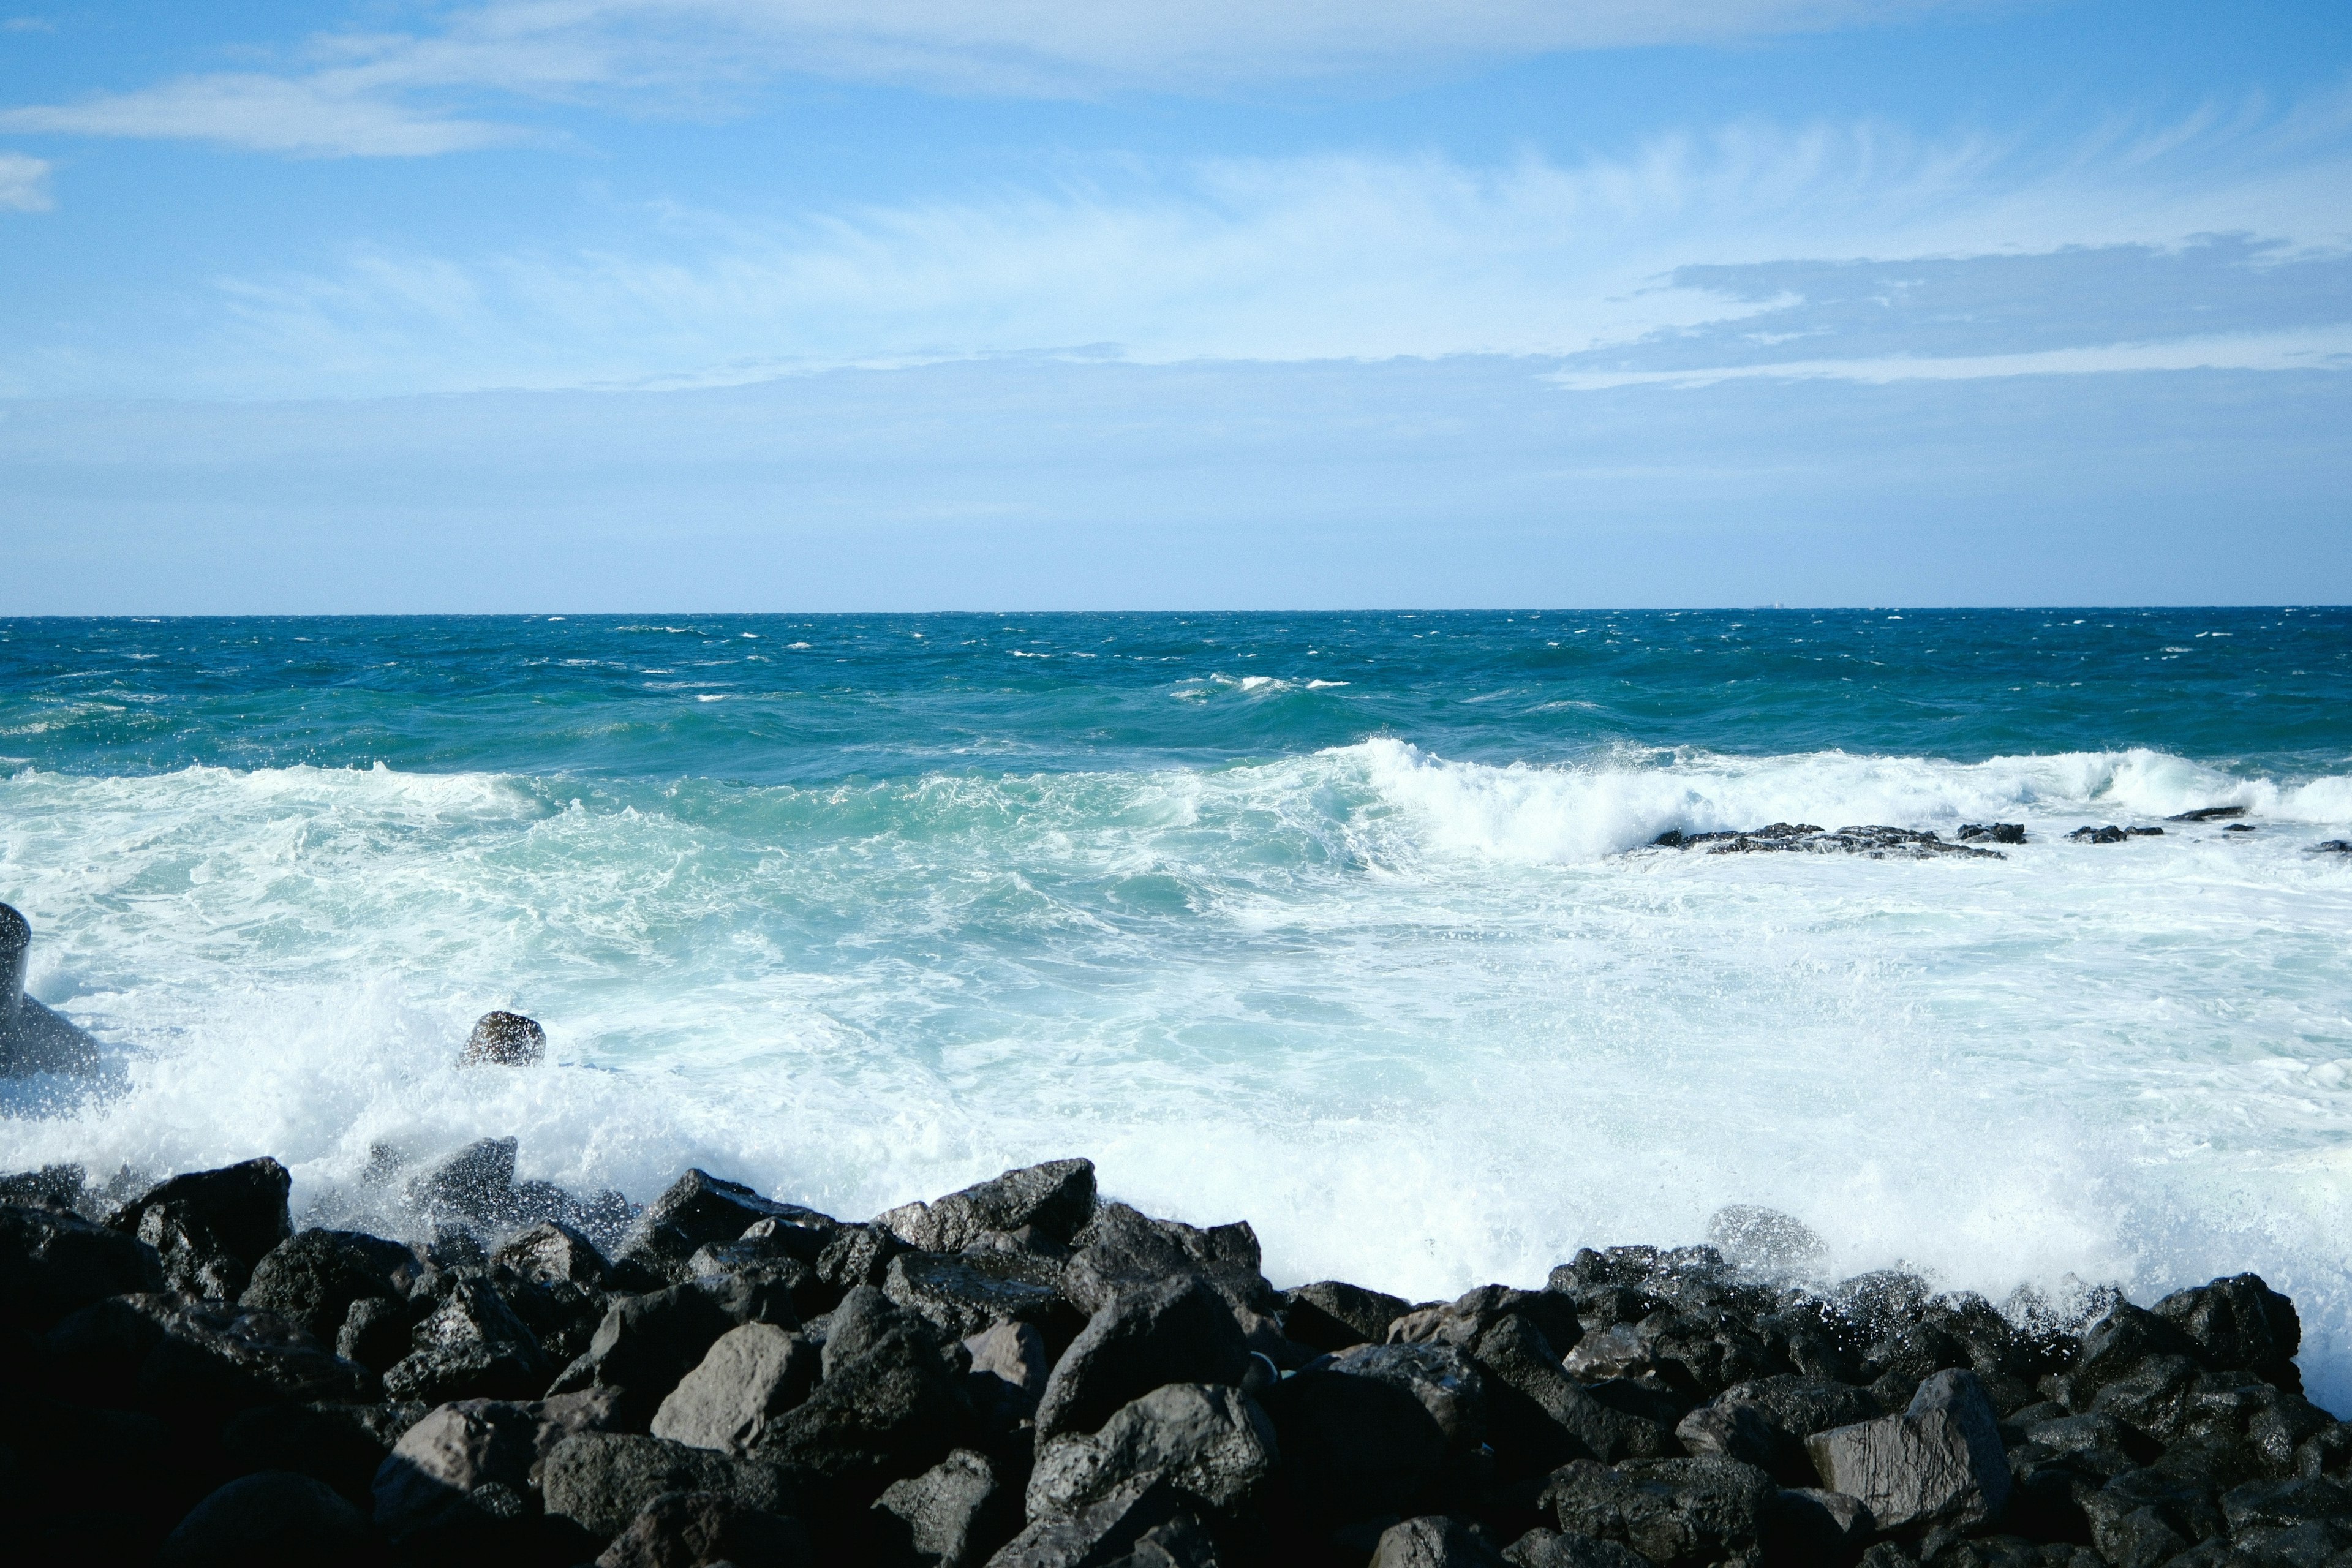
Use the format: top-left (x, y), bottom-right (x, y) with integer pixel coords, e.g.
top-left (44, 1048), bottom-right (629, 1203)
top-left (221, 1398), bottom-right (422, 1506)
top-left (2066, 826), bottom-right (2129, 844)
top-left (1282, 1280), bottom-right (1413, 1352)
top-left (822, 1285), bottom-right (951, 1376)
top-left (105, 1157), bottom-right (293, 1300)
top-left (739, 1211), bottom-right (842, 1264)
top-left (2315, 840), bottom-right (2352, 854)
top-left (1806, 1369), bottom-right (2013, 1533)
top-left (875, 1449), bottom-right (1021, 1568)
top-left (2054, 1301), bottom-right (2198, 1409)
top-left (0, 899), bottom-right (102, 1076)
top-left (1390, 1285), bottom-right (1585, 1359)
top-left (1677, 1400), bottom-right (1804, 1484)
top-left (1467, 1314), bottom-right (1673, 1476)
top-left (337, 1293), bottom-right (422, 1371)
top-left (382, 1273), bottom-right (550, 1404)
top-left (2169, 806), bottom-right (2247, 823)
top-left (983, 1478), bottom-right (1209, 1568)
top-left (405, 1136), bottom-right (521, 1230)
top-left (543, 1431), bottom-right (800, 1541)
top-left (1261, 1339), bottom-right (1490, 1526)
top-left (1656, 823), bottom-right (2001, 860)
top-left (2081, 1467), bottom-right (2222, 1561)
top-left (0, 1200), bottom-right (165, 1329)
top-left (48, 1292), bottom-right (372, 1411)
top-left (496, 1218), bottom-right (613, 1286)
top-left (877, 1159), bottom-right (1098, 1254)
top-left (1715, 1376), bottom-right (1885, 1441)
top-left (239, 1227), bottom-right (423, 1340)
top-left (0, 1161), bottom-right (88, 1211)
top-left (1028, 1382), bottom-right (1278, 1521)
top-left (463, 1010), bottom-right (546, 1067)
top-left (886, 1248), bottom-right (1076, 1340)
top-left (756, 1308), bottom-right (974, 1495)
top-left (595, 1488), bottom-right (815, 1568)
top-left (155, 1469), bottom-right (373, 1568)
top-left (1058, 1202), bottom-right (1279, 1337)
top-left (1035, 1273), bottom-right (1253, 1444)
top-left (556, 1281), bottom-right (737, 1427)
top-left (1370, 1515), bottom-right (1509, 1566)
top-left (1957, 824), bottom-right (2027, 844)
top-left (1705, 1207), bottom-right (1830, 1281)
top-left (2153, 1274), bottom-right (2301, 1391)
top-left (624, 1170), bottom-right (813, 1284)
top-left (1761, 1487), bottom-right (1874, 1561)
top-left (1502, 1528), bottom-right (1651, 1567)
top-left (1539, 1456), bottom-right (1776, 1568)
top-left (816, 1222), bottom-right (907, 1296)
top-left (372, 1397), bottom-right (546, 1540)
top-left (967, 1319), bottom-right (1053, 1427)
top-left (652, 1322), bottom-right (820, 1453)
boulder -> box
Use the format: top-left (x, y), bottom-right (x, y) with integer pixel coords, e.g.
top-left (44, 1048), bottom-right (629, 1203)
top-left (875, 1449), bottom-right (1022, 1568)
top-left (1370, 1515), bottom-right (1510, 1567)
top-left (652, 1322), bottom-right (820, 1453)
top-left (105, 1158), bottom-right (293, 1300)
top-left (967, 1318), bottom-right (1054, 1427)
top-left (221, 1398), bottom-right (423, 1506)
top-left (154, 1469), bottom-right (374, 1568)
top-left (48, 1292), bottom-right (372, 1412)
top-left (1703, 1207), bottom-right (1831, 1281)
top-left (372, 1397), bottom-right (546, 1541)
top-left (1259, 1340), bottom-right (1489, 1526)
top-left (1539, 1456), bottom-right (1776, 1568)
top-left (982, 1478), bottom-right (1208, 1568)
top-left (886, 1248), bottom-right (1077, 1340)
top-left (2153, 1274), bottom-right (2301, 1391)
top-left (0, 1200), bottom-right (165, 1329)
top-left (2080, 1467), bottom-right (2222, 1561)
top-left (463, 1010), bottom-right (546, 1068)
top-left (816, 1223), bottom-right (908, 1295)
top-left (1028, 1382), bottom-right (1278, 1522)
top-left (1804, 1368), bottom-right (2013, 1534)
top-left (738, 1211), bottom-right (842, 1265)
top-left (558, 1281), bottom-right (737, 1427)
top-left (1470, 1314), bottom-right (1673, 1474)
top-left (543, 1431), bottom-right (800, 1542)
top-left (1758, 1487), bottom-right (1873, 1562)
top-left (1956, 824), bottom-right (2028, 845)
top-left (498, 1218), bottom-right (614, 1287)
top-left (382, 1273), bottom-right (551, 1404)
top-left (405, 1136), bottom-right (521, 1230)
top-left (2056, 1302), bottom-right (2198, 1409)
top-left (1059, 1202), bottom-right (1277, 1326)
top-left (823, 1284), bottom-right (953, 1376)
top-left (1501, 1528), bottom-right (1650, 1567)
top-left (1281, 1280), bottom-right (1413, 1353)
top-left (1389, 1284), bottom-right (1585, 1359)
top-left (2065, 826), bottom-right (2128, 844)
top-left (1034, 1274), bottom-right (1253, 1444)
top-left (1676, 1400), bottom-right (1806, 1485)
top-left (620, 1170), bottom-right (819, 1284)
top-left (755, 1317), bottom-right (974, 1495)
top-left (338, 1293), bottom-right (423, 1371)
top-left (239, 1227), bottom-right (423, 1341)
top-left (0, 899), bottom-right (101, 1076)
top-left (595, 1488), bottom-right (814, 1568)
top-left (877, 1159), bottom-right (1098, 1254)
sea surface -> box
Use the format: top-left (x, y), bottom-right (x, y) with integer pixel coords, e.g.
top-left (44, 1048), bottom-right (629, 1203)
top-left (2, 610), bottom-right (2350, 1398)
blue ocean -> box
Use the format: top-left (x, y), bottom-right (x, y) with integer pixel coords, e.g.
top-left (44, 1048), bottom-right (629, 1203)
top-left (2, 609), bottom-right (2349, 1400)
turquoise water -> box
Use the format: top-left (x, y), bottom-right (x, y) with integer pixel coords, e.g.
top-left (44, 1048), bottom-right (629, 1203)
top-left (3, 609), bottom-right (2350, 1398)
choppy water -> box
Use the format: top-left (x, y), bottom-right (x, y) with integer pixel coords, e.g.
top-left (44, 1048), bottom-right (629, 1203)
top-left (2, 610), bottom-right (2349, 1400)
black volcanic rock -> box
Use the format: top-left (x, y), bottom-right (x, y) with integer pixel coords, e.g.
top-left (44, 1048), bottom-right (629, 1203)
top-left (0, 1200), bottom-right (165, 1329)
top-left (106, 1157), bottom-right (293, 1300)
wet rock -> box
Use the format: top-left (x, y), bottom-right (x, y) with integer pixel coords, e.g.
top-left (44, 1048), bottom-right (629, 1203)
top-left (1370, 1514), bottom-right (1510, 1567)
top-left (2153, 1273), bottom-right (2301, 1392)
top-left (0, 899), bottom-right (101, 1076)
top-left (1034, 1273), bottom-right (1253, 1444)
top-left (221, 1398), bottom-right (422, 1506)
top-left (1705, 1207), bottom-right (1831, 1281)
top-left (0, 1200), bottom-right (165, 1329)
top-left (106, 1157), bottom-right (293, 1300)
top-left (463, 1009), bottom-right (546, 1067)
top-left (1761, 1487), bottom-right (1874, 1562)
top-left (2052, 1300), bottom-right (2198, 1409)
top-left (1390, 1284), bottom-right (1585, 1359)
top-left (383, 1273), bottom-right (551, 1404)
top-left (1059, 1202), bottom-right (1280, 1332)
top-left (337, 1292), bottom-right (422, 1371)
top-left (1539, 1455), bottom-right (1777, 1568)
top-left (967, 1318), bottom-right (1053, 1427)
top-left (0, 1160), bottom-right (88, 1211)
top-left (2223, 823), bottom-right (2255, 834)
top-left (2169, 806), bottom-right (2247, 822)
top-left (816, 1222), bottom-right (908, 1297)
top-left (239, 1227), bottom-right (424, 1341)
top-left (543, 1431), bottom-right (801, 1542)
top-left (1282, 1280), bottom-right (1414, 1353)
top-left (1028, 1382), bottom-right (1279, 1522)
top-left (624, 1170), bottom-right (815, 1284)
top-left (2081, 1467), bottom-right (2220, 1561)
top-left (886, 1248), bottom-right (1077, 1340)
top-left (756, 1307), bottom-right (974, 1496)
top-left (652, 1322), bottom-right (820, 1453)
top-left (48, 1292), bottom-right (372, 1412)
top-left (1657, 823), bottom-right (2002, 861)
top-left (595, 1488), bottom-right (815, 1568)
top-left (982, 1477), bottom-right (1206, 1568)
top-left (822, 1284), bottom-right (952, 1376)
top-left (2315, 840), bottom-right (2352, 854)
top-left (556, 1281), bottom-right (737, 1428)
top-left (1805, 1369), bottom-right (2013, 1534)
top-left (1502, 1528), bottom-right (1651, 1567)
top-left (878, 1159), bottom-right (1098, 1255)
top-left (875, 1448), bottom-right (1022, 1568)
top-left (1957, 824), bottom-right (2027, 845)
top-left (1468, 1313), bottom-right (1673, 1476)
top-left (155, 1469), bottom-right (374, 1568)
top-left (2065, 826), bottom-right (2128, 844)
top-left (1678, 1400), bottom-right (1807, 1485)
top-left (405, 1135), bottom-right (521, 1230)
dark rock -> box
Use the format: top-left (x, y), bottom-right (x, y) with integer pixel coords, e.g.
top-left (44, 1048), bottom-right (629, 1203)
top-left (2081, 1467), bottom-right (2221, 1560)
top-left (1501, 1528), bottom-right (1651, 1567)
top-left (0, 1200), bottom-right (165, 1329)
top-left (1282, 1280), bottom-right (1413, 1352)
top-left (239, 1227), bottom-right (423, 1340)
top-left (1539, 1456), bottom-right (1777, 1568)
top-left (875, 1448), bottom-right (1021, 1568)
top-left (2128, 826), bottom-right (2165, 836)
top-left (1717, 1376), bottom-right (1885, 1441)
top-left (155, 1469), bottom-right (374, 1568)
top-left (1468, 1314), bottom-right (1673, 1476)
top-left (560, 1281), bottom-right (737, 1428)
top-left (624, 1170), bottom-right (813, 1284)
top-left (0, 1161), bottom-right (87, 1212)
top-left (887, 1248), bottom-right (1078, 1340)
top-left (1705, 1207), bottom-right (1831, 1280)
top-left (1658, 823), bottom-right (2001, 861)
top-left (543, 1431), bottom-right (800, 1542)
top-left (823, 1284), bottom-right (952, 1378)
top-left (1058, 1202), bottom-right (1279, 1333)
top-left (693, 1254), bottom-right (810, 1332)
top-left (48, 1292), bottom-right (372, 1412)
top-left (1678, 1400), bottom-right (1808, 1486)
top-left (816, 1223), bottom-right (908, 1297)
top-left (2219, 1474), bottom-right (2352, 1535)
top-left (1805, 1369), bottom-right (2013, 1534)
top-left (1034, 1273), bottom-right (1253, 1444)
top-left (756, 1311), bottom-right (974, 1496)
top-left (405, 1136), bottom-right (520, 1229)
top-left (967, 1319), bottom-right (1054, 1428)
top-left (1760, 1487), bottom-right (1874, 1564)
top-left (652, 1322), bottom-right (819, 1453)
top-left (1957, 824), bottom-right (2028, 845)
top-left (2065, 826), bottom-right (2128, 844)
top-left (0, 899), bottom-right (102, 1076)
top-left (383, 1273), bottom-right (551, 1404)
top-left (2054, 1301), bottom-right (2198, 1409)
top-left (1370, 1515), bottom-right (1510, 1567)
top-left (463, 1010), bottom-right (546, 1068)
top-left (2169, 807), bottom-right (2247, 822)
top-left (221, 1398), bottom-right (421, 1506)
top-left (878, 1159), bottom-right (1098, 1254)
top-left (2315, 840), bottom-right (2352, 854)
top-left (1028, 1382), bottom-right (1278, 1521)
top-left (595, 1488), bottom-right (815, 1568)
top-left (1390, 1284), bottom-right (1585, 1360)
top-left (338, 1292), bottom-right (423, 1371)
top-left (2153, 1273), bottom-right (2301, 1391)
top-left (982, 1477), bottom-right (1205, 1568)
top-left (372, 1397), bottom-right (543, 1541)
top-left (738, 1212), bottom-right (842, 1265)
top-left (105, 1157), bottom-right (293, 1300)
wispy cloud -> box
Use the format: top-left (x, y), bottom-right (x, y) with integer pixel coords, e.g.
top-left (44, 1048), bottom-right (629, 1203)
top-left (0, 149), bottom-right (51, 211)
top-left (2, 17), bottom-right (55, 33)
top-left (0, 1), bottom-right (1989, 157)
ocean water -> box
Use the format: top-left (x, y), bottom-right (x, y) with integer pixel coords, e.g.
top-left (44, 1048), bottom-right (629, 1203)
top-left (2, 609), bottom-right (2350, 1400)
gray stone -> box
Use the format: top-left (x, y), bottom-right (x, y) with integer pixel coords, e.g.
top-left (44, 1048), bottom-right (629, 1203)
top-left (1539, 1456), bottom-right (1776, 1568)
top-left (652, 1322), bottom-right (820, 1453)
top-left (0, 900), bottom-right (100, 1076)
top-left (967, 1319), bottom-right (1052, 1426)
top-left (48, 1292), bottom-right (373, 1411)
top-left (887, 1247), bottom-right (1072, 1338)
top-left (1370, 1515), bottom-right (1509, 1567)
top-left (542, 1431), bottom-right (799, 1541)
top-left (382, 1273), bottom-right (550, 1404)
top-left (463, 1010), bottom-right (545, 1067)
top-left (877, 1158), bottom-right (1098, 1254)
top-left (1470, 1314), bottom-right (1672, 1474)
top-left (156, 1469), bottom-right (371, 1567)
top-left (594, 1488), bottom-right (814, 1568)
top-left (372, 1397), bottom-right (544, 1540)
top-left (1028, 1382), bottom-right (1278, 1521)
top-left (567, 1281), bottom-right (737, 1427)
top-left (240, 1227), bottom-right (424, 1340)
top-left (495, 1218), bottom-right (612, 1287)
top-left (876, 1449), bottom-right (1020, 1568)
top-left (1501, 1528), bottom-right (1651, 1567)
top-left (2154, 1274), bottom-right (2302, 1390)
top-left (1035, 1273), bottom-right (1253, 1444)
top-left (622, 1169), bottom-right (816, 1283)
top-left (756, 1317), bottom-right (974, 1494)
top-left (1804, 1368), bottom-right (2013, 1533)
top-left (983, 1479), bottom-right (1202, 1568)
top-left (106, 1157), bottom-right (293, 1301)
top-left (1281, 1279), bottom-right (1413, 1352)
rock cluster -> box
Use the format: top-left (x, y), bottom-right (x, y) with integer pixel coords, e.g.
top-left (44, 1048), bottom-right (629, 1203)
top-left (4, 1154), bottom-right (2347, 1568)
top-left (1649, 826), bottom-right (2003, 861)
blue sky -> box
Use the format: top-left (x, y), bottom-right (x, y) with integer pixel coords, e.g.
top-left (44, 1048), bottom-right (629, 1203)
top-left (2, 1), bottom-right (2348, 609)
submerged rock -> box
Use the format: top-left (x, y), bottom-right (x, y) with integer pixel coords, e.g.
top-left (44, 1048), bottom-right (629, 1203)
top-left (2168, 805), bottom-right (2248, 822)
top-left (0, 899), bottom-right (101, 1076)
top-left (462, 1009), bottom-right (546, 1067)
top-left (1958, 823), bottom-right (2028, 844)
top-left (1652, 824), bottom-right (2003, 860)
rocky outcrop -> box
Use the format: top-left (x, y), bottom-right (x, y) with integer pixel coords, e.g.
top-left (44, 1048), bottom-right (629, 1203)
top-left (1650, 825), bottom-right (2003, 860)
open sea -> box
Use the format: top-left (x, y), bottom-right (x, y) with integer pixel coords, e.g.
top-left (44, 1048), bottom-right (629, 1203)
top-left (2, 609), bottom-right (2349, 1400)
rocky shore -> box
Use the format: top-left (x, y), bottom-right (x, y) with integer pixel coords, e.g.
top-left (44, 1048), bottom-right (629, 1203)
top-left (4, 1145), bottom-right (2346, 1568)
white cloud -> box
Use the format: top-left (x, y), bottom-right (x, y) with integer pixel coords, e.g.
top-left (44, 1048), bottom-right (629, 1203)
top-left (0, 1), bottom-right (1986, 157)
top-left (1549, 326), bottom-right (2352, 387)
top-left (0, 149), bottom-right (51, 210)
